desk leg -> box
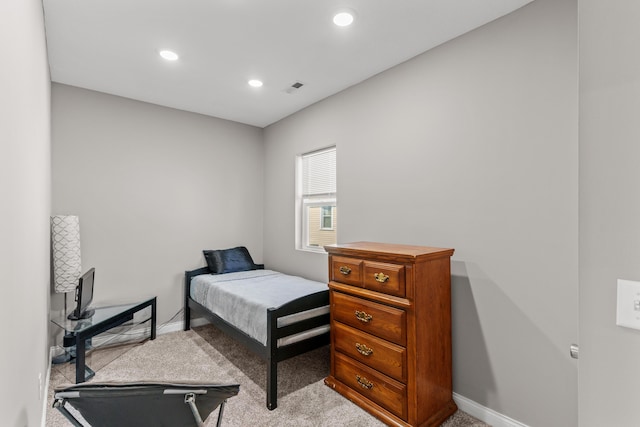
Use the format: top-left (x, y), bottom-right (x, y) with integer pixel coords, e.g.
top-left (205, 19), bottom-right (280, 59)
top-left (151, 298), bottom-right (157, 340)
top-left (75, 337), bottom-right (86, 383)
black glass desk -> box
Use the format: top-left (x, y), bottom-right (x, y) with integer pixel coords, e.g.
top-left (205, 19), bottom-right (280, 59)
top-left (51, 297), bottom-right (156, 383)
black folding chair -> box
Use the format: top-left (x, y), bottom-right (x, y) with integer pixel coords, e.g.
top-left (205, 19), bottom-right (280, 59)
top-left (53, 381), bottom-right (240, 427)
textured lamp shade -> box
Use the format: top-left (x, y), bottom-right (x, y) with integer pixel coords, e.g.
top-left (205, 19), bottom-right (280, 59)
top-left (51, 215), bottom-right (82, 293)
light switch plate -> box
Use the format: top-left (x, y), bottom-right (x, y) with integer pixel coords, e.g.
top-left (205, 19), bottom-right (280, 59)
top-left (616, 279), bottom-right (640, 330)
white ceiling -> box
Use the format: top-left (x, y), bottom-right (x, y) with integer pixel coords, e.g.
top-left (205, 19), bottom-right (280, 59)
top-left (42, 0), bottom-right (533, 128)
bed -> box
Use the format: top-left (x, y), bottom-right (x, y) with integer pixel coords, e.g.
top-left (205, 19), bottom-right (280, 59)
top-left (183, 246), bottom-right (330, 410)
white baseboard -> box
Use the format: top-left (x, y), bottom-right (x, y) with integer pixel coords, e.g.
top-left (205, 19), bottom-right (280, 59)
top-left (145, 317), bottom-right (208, 338)
top-left (85, 315), bottom-right (208, 347)
top-left (453, 393), bottom-right (529, 427)
top-left (41, 347), bottom-right (54, 427)
top-left (188, 317), bottom-right (210, 328)
top-left (49, 316), bottom-right (210, 356)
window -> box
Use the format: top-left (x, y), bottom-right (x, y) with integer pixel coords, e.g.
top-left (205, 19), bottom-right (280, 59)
top-left (296, 147), bottom-right (337, 252)
top-left (321, 206), bottom-right (334, 230)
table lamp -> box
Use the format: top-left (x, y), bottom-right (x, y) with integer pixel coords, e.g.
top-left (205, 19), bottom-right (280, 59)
top-left (51, 215), bottom-right (82, 363)
top-left (51, 215), bottom-right (82, 293)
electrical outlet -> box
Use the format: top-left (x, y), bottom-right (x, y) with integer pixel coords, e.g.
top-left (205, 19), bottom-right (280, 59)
top-left (616, 279), bottom-right (640, 330)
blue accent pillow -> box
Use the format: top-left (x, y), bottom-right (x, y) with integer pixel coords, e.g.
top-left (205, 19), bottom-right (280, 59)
top-left (203, 246), bottom-right (259, 274)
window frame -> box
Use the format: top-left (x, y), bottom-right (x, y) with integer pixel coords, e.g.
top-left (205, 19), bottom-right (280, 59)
top-left (295, 146), bottom-right (337, 253)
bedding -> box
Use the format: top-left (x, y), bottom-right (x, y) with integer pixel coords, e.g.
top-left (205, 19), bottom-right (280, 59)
top-left (190, 269), bottom-right (328, 345)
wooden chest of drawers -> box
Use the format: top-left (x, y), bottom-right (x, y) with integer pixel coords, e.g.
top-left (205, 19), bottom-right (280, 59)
top-left (324, 242), bottom-right (456, 427)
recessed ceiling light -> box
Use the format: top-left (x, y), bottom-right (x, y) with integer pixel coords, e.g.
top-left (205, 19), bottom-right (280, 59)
top-left (333, 10), bottom-right (355, 27)
top-left (159, 50), bottom-right (179, 61)
top-left (248, 79), bottom-right (263, 88)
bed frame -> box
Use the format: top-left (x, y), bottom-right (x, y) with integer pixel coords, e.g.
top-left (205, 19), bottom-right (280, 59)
top-left (183, 266), bottom-right (330, 410)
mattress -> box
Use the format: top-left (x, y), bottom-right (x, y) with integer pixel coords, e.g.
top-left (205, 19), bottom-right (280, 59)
top-left (190, 269), bottom-right (329, 346)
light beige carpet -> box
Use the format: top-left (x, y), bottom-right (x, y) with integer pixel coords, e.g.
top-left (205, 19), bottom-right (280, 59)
top-left (46, 325), bottom-right (489, 426)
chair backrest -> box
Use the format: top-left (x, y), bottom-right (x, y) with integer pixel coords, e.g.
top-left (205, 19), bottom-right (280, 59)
top-left (53, 381), bottom-right (240, 427)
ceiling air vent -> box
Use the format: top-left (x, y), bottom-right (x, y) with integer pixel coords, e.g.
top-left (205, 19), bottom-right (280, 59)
top-left (284, 81), bottom-right (304, 94)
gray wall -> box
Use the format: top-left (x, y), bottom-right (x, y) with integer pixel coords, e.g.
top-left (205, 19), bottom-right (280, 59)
top-left (51, 84), bottom-right (264, 325)
top-left (263, 0), bottom-right (578, 426)
top-left (0, 0), bottom-right (51, 425)
top-left (579, 2), bottom-right (640, 426)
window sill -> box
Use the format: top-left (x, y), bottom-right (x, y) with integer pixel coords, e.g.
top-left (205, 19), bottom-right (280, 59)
top-left (297, 246), bottom-right (329, 254)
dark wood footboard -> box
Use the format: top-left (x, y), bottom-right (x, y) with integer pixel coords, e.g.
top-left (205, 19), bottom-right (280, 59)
top-left (184, 267), bottom-right (330, 410)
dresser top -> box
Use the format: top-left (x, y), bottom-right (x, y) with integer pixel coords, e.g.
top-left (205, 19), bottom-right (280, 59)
top-left (324, 241), bottom-right (454, 262)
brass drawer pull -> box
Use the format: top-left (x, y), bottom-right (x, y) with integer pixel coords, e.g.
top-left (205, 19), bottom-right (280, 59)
top-left (374, 272), bottom-right (389, 283)
top-left (339, 266), bottom-right (352, 275)
top-left (355, 310), bottom-right (373, 323)
top-left (355, 374), bottom-right (374, 390)
top-left (355, 343), bottom-right (373, 356)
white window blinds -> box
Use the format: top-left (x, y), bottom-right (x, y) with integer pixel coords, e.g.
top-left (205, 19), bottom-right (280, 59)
top-left (302, 147), bottom-right (336, 197)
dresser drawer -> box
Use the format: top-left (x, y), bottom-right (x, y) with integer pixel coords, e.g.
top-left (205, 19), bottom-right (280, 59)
top-left (333, 322), bottom-right (407, 382)
top-left (363, 261), bottom-right (406, 297)
top-left (334, 352), bottom-right (407, 420)
top-left (330, 256), bottom-right (363, 287)
top-left (332, 292), bottom-right (406, 346)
